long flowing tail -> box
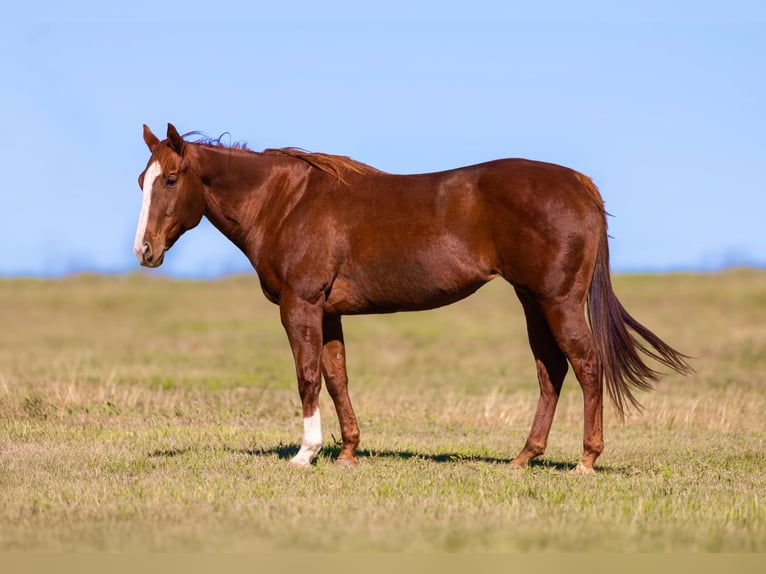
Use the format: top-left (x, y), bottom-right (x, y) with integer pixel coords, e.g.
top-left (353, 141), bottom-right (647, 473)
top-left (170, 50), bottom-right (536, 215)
top-left (587, 231), bottom-right (693, 418)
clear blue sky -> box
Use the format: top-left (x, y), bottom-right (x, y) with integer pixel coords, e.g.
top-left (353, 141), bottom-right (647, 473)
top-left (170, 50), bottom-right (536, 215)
top-left (2, 1), bottom-right (764, 277)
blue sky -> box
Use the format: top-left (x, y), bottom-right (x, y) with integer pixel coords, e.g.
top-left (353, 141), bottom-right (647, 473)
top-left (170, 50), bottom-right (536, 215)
top-left (1, 1), bottom-right (764, 277)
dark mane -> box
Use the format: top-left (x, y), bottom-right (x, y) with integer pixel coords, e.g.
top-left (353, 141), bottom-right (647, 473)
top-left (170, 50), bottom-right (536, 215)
top-left (263, 148), bottom-right (384, 183)
top-left (184, 131), bottom-right (250, 150)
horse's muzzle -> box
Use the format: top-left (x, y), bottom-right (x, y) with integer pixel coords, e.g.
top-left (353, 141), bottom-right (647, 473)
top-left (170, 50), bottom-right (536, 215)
top-left (137, 241), bottom-right (165, 268)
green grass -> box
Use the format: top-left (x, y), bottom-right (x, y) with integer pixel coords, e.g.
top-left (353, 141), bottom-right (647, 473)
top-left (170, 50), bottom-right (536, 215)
top-left (0, 270), bottom-right (764, 551)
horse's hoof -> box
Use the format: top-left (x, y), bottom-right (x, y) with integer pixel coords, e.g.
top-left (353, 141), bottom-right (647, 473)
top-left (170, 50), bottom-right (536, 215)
top-left (508, 460), bottom-right (528, 472)
top-left (335, 457), bottom-right (358, 468)
top-left (288, 458), bottom-right (313, 469)
top-left (572, 463), bottom-right (596, 476)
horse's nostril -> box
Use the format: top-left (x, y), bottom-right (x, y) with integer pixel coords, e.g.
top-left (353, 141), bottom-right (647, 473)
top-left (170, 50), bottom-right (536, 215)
top-left (142, 242), bottom-right (152, 262)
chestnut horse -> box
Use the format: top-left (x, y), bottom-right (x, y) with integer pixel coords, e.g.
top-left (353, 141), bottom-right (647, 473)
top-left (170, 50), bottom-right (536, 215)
top-left (134, 123), bottom-right (690, 474)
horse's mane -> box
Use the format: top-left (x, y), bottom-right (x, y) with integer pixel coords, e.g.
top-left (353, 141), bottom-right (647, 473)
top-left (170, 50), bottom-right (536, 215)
top-left (185, 131), bottom-right (250, 150)
top-left (263, 147), bottom-right (383, 183)
top-left (185, 131), bottom-right (382, 183)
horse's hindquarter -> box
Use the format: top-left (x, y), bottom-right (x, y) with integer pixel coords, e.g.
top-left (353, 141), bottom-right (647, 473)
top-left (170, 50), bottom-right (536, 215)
top-left (472, 159), bottom-right (604, 298)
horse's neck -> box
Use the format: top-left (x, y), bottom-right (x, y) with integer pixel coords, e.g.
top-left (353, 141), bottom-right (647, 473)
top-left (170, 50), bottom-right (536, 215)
top-left (194, 145), bottom-right (308, 263)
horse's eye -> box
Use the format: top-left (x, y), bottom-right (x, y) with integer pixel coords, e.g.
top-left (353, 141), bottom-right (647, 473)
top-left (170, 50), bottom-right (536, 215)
top-left (165, 175), bottom-right (178, 186)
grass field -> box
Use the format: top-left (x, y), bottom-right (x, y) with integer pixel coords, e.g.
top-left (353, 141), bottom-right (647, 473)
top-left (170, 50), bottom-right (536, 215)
top-left (0, 269), bottom-right (764, 551)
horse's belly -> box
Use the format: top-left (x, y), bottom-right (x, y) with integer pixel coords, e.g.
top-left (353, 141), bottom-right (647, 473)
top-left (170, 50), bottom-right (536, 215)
top-left (324, 256), bottom-right (496, 315)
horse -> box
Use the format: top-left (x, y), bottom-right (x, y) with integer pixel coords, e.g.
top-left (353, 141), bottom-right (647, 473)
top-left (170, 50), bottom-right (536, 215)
top-left (134, 123), bottom-right (691, 474)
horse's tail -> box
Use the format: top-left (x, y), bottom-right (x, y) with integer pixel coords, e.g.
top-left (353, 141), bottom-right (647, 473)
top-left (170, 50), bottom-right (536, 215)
top-left (587, 221), bottom-right (693, 419)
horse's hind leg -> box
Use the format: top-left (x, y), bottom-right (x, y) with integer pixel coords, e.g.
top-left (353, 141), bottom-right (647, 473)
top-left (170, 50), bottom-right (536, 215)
top-left (510, 289), bottom-right (569, 469)
top-left (321, 314), bottom-right (360, 466)
top-left (539, 297), bottom-right (604, 474)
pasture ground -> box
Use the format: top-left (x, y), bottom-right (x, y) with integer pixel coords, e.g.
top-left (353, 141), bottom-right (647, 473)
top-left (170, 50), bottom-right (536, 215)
top-left (0, 269), bottom-right (764, 551)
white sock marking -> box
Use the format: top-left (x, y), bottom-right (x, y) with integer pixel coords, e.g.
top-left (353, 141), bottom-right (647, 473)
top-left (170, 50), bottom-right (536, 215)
top-left (133, 161), bottom-right (161, 257)
top-left (290, 408), bottom-right (322, 467)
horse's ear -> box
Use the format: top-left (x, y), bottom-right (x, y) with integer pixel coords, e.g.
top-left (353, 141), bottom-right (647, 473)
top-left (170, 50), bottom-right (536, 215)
top-left (167, 123), bottom-right (185, 156)
top-left (143, 124), bottom-right (160, 150)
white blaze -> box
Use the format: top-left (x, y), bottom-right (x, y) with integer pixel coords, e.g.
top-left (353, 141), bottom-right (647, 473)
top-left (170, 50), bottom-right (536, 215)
top-left (133, 161), bottom-right (161, 257)
top-left (289, 408), bottom-right (322, 467)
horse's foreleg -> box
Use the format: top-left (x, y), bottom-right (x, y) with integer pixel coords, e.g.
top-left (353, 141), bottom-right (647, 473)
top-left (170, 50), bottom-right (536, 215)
top-left (511, 290), bottom-right (568, 468)
top-left (280, 293), bottom-right (325, 468)
top-left (321, 315), bottom-right (360, 466)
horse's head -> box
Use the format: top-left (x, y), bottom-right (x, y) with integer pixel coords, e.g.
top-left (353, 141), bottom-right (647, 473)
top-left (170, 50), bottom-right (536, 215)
top-left (134, 123), bottom-right (206, 268)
